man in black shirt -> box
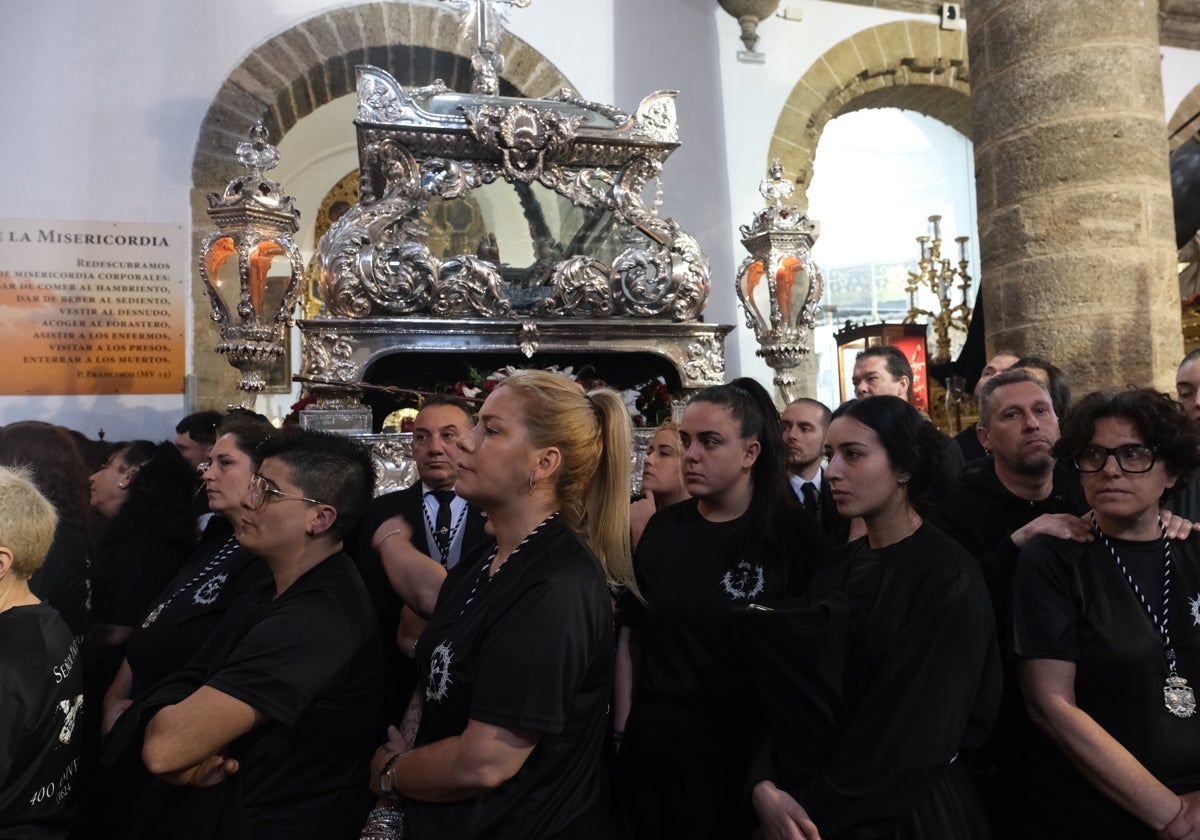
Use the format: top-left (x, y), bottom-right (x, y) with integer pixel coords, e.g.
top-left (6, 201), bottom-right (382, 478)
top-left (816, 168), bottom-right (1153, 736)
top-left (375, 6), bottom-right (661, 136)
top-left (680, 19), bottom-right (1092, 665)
top-left (936, 368), bottom-right (1093, 839)
top-left (141, 430), bottom-right (382, 840)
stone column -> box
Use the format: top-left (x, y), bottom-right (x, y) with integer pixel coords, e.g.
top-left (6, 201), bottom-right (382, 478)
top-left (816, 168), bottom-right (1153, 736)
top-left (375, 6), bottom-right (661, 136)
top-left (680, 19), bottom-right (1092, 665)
top-left (968, 0), bottom-right (1181, 396)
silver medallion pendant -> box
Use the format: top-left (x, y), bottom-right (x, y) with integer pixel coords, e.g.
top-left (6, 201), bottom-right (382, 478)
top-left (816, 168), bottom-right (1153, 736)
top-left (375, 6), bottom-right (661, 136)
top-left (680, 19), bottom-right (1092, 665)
top-left (1165, 674), bottom-right (1197, 718)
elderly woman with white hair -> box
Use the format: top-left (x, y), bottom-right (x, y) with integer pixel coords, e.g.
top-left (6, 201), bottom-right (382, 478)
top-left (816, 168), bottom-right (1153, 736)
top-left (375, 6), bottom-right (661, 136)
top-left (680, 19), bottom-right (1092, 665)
top-left (0, 466), bottom-right (84, 838)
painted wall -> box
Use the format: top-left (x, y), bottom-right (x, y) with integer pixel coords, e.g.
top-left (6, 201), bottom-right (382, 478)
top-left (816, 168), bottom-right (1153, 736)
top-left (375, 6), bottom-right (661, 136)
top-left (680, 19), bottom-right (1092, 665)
top-left (0, 0), bottom-right (1195, 438)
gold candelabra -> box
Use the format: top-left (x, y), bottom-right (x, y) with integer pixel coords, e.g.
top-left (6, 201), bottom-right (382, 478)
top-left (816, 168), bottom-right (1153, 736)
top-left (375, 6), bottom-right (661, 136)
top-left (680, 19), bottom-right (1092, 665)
top-left (903, 214), bottom-right (972, 364)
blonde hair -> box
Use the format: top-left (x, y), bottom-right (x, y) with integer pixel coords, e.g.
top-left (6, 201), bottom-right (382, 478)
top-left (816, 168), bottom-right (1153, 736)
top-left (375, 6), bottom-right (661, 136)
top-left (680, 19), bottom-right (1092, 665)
top-left (652, 419), bottom-right (681, 441)
top-left (0, 466), bottom-right (58, 579)
top-left (497, 370), bottom-right (638, 599)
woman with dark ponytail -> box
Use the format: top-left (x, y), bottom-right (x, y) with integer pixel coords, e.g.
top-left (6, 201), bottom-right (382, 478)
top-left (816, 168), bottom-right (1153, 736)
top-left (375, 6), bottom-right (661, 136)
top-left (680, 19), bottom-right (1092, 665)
top-left (746, 396), bottom-right (1000, 840)
top-left (616, 377), bottom-right (828, 840)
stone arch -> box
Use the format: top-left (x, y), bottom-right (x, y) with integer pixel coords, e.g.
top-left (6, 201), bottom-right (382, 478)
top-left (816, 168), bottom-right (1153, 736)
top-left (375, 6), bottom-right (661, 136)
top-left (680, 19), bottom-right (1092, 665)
top-left (767, 20), bottom-right (970, 211)
top-left (1169, 83), bottom-right (1200, 151)
top-left (192, 2), bottom-right (574, 186)
top-left (188, 1), bottom-right (575, 407)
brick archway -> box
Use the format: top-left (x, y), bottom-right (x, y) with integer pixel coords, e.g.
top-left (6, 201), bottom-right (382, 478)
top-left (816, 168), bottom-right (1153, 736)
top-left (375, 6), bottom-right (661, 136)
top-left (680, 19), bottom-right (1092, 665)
top-left (767, 20), bottom-right (970, 211)
top-left (188, 2), bottom-right (575, 406)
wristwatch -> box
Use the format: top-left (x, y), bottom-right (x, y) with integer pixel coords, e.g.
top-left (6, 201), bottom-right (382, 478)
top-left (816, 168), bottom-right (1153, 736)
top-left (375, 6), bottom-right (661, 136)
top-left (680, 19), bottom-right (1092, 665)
top-left (380, 752), bottom-right (399, 796)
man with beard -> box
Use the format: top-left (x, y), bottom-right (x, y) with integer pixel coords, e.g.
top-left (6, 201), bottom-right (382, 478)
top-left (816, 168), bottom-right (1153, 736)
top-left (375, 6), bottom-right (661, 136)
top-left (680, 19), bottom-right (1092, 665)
top-left (935, 367), bottom-right (1091, 840)
top-left (953, 350), bottom-right (1020, 463)
top-left (939, 367), bottom-right (1091, 592)
top-left (780, 398), bottom-right (849, 544)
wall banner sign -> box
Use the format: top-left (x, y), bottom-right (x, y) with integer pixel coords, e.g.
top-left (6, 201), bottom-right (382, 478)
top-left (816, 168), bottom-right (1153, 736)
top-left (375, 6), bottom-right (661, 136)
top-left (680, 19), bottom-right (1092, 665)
top-left (0, 219), bottom-right (185, 395)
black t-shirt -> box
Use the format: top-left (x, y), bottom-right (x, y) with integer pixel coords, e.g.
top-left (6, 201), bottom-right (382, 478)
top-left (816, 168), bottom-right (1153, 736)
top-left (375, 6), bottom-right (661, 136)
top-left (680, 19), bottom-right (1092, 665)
top-left (194, 552), bottom-right (383, 840)
top-left (405, 516), bottom-right (614, 840)
top-left (0, 603), bottom-right (84, 839)
top-left (623, 498), bottom-right (824, 739)
top-left (125, 535), bottom-right (270, 698)
top-left (1012, 535), bottom-right (1200, 838)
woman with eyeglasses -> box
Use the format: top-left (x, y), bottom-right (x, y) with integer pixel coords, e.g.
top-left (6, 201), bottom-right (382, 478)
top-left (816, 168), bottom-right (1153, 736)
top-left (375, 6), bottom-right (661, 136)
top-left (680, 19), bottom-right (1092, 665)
top-left (1012, 389), bottom-right (1200, 840)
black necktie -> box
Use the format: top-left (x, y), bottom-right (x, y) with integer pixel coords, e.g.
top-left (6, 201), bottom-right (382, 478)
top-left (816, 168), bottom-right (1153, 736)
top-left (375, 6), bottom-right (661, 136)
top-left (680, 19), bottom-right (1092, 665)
top-left (432, 490), bottom-right (456, 561)
top-left (801, 482), bottom-right (820, 517)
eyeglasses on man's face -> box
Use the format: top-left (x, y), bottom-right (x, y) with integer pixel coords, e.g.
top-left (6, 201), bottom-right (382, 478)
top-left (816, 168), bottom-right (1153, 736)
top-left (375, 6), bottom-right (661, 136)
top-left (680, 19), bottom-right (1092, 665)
top-left (1074, 444), bottom-right (1157, 474)
top-left (245, 472), bottom-right (328, 510)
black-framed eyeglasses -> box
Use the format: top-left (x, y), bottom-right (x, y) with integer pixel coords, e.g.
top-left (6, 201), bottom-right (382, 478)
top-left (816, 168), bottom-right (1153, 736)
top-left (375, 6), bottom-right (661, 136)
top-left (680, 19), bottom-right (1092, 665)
top-left (246, 473), bottom-right (328, 510)
top-left (1073, 444), bottom-right (1157, 474)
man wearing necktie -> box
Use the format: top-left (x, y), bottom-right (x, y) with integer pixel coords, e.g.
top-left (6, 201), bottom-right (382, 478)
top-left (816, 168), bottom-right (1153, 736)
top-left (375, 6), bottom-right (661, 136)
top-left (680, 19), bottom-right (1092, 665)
top-left (781, 397), bottom-right (850, 545)
top-left (351, 396), bottom-right (488, 722)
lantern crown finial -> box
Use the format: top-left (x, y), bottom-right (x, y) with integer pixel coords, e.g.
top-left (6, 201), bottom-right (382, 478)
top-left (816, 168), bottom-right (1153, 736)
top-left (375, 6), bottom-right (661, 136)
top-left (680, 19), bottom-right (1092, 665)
top-left (206, 123), bottom-right (300, 233)
top-left (236, 121), bottom-right (281, 175)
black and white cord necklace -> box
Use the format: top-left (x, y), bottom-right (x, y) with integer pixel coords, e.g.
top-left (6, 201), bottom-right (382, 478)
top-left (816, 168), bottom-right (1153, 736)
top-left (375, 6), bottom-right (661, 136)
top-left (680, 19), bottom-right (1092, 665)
top-left (141, 536), bottom-right (240, 629)
top-left (459, 511), bottom-right (560, 616)
top-left (1093, 513), bottom-right (1196, 719)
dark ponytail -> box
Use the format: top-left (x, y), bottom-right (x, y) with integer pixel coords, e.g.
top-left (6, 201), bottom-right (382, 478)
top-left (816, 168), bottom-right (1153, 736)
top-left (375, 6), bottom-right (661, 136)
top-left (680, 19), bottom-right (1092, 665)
top-left (688, 377), bottom-right (804, 593)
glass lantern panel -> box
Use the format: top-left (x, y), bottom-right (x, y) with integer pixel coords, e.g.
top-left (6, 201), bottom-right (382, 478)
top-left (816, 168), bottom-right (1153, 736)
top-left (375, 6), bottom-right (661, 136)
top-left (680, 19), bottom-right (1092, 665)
top-left (739, 259), bottom-right (772, 333)
top-left (247, 240), bottom-right (293, 325)
top-left (775, 256), bottom-right (813, 327)
top-left (207, 235), bottom-right (241, 314)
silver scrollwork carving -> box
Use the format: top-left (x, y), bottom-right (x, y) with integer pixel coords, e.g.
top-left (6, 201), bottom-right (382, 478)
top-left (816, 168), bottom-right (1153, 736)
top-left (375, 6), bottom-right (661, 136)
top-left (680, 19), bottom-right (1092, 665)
top-left (463, 103), bottom-right (584, 185)
top-left (533, 257), bottom-right (614, 317)
top-left (667, 228), bottom-right (710, 322)
top-left (435, 256), bottom-right (514, 317)
top-left (305, 331), bottom-right (360, 384)
top-left (613, 247), bottom-right (672, 315)
top-left (518, 321), bottom-right (540, 357)
top-left (362, 240), bottom-right (440, 314)
top-left (684, 334), bottom-right (726, 384)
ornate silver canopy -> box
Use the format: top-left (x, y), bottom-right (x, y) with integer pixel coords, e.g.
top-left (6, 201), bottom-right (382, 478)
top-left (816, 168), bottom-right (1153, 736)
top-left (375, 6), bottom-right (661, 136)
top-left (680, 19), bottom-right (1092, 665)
top-left (297, 61), bottom-right (729, 434)
top-left (315, 66), bottom-right (707, 323)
